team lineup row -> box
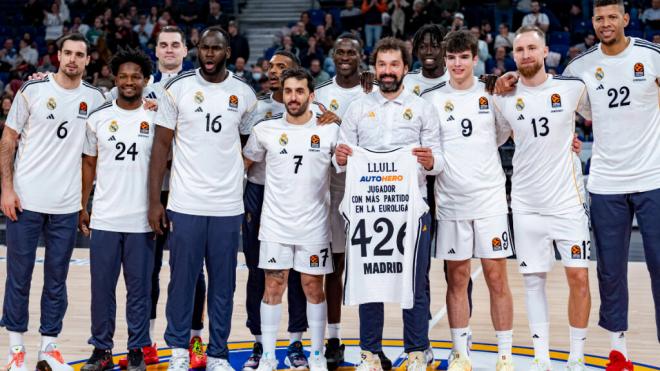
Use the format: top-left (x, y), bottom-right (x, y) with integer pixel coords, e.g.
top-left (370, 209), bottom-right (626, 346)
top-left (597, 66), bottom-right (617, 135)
top-left (1, 1), bottom-right (659, 371)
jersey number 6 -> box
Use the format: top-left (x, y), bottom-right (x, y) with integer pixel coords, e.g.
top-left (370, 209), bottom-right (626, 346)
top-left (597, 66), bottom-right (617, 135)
top-left (351, 218), bottom-right (406, 258)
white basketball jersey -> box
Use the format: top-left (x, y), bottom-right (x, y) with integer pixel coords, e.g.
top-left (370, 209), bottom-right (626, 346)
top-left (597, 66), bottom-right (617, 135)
top-left (83, 101), bottom-right (156, 233)
top-left (494, 75), bottom-right (591, 215)
top-left (242, 93), bottom-right (327, 185)
top-left (564, 38), bottom-right (660, 194)
top-left (421, 77), bottom-right (508, 220)
top-left (403, 69), bottom-right (448, 96)
top-left (243, 112), bottom-right (339, 244)
top-left (6, 75), bottom-right (105, 214)
top-left (156, 69), bottom-right (257, 216)
top-left (315, 77), bottom-right (369, 193)
top-left (341, 146), bottom-right (428, 309)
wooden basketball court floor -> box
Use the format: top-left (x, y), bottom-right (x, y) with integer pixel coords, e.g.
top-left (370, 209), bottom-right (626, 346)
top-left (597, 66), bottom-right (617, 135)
top-left (0, 246), bottom-right (657, 368)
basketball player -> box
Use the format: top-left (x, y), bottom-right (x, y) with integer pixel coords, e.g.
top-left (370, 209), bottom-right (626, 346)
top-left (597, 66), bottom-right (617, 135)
top-left (0, 33), bottom-right (105, 371)
top-left (314, 32), bottom-right (397, 370)
top-left (492, 26), bottom-right (592, 371)
top-left (78, 47), bottom-right (154, 371)
top-left (420, 30), bottom-right (514, 371)
top-left (240, 50), bottom-right (337, 371)
top-left (148, 26), bottom-right (257, 371)
top-left (404, 24), bottom-right (448, 96)
top-left (495, 2), bottom-right (659, 368)
top-left (243, 67), bottom-right (338, 371)
top-left (334, 37), bottom-right (442, 371)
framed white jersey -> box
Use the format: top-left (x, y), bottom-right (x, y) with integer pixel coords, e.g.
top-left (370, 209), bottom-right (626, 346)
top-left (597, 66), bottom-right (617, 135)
top-left (493, 75), bottom-right (591, 215)
top-left (243, 112), bottom-right (339, 244)
top-left (564, 38), bottom-right (660, 194)
top-left (156, 69), bottom-right (258, 216)
top-left (84, 101), bottom-right (156, 233)
top-left (5, 75), bottom-right (105, 214)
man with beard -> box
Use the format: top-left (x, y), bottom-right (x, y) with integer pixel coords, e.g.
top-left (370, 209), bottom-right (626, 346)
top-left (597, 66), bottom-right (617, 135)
top-left (239, 50), bottom-right (337, 371)
top-left (243, 67), bottom-right (339, 371)
top-left (78, 46), bottom-right (155, 371)
top-left (148, 26), bottom-right (257, 371)
top-left (334, 37), bottom-right (442, 371)
top-left (0, 33), bottom-right (105, 371)
top-left (492, 26), bottom-right (592, 371)
top-left (314, 33), bottom-right (396, 371)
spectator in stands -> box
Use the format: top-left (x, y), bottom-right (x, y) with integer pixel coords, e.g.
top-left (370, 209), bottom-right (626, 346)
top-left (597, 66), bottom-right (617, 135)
top-left (300, 11), bottom-right (316, 36)
top-left (257, 74), bottom-right (270, 96)
top-left (44, 2), bottom-right (65, 41)
top-left (85, 49), bottom-right (104, 82)
top-left (250, 64), bottom-right (265, 91)
top-left (187, 27), bottom-right (200, 67)
top-left (654, 34), bottom-right (660, 43)
top-left (57, 0), bottom-right (70, 24)
top-left (87, 16), bottom-right (105, 46)
top-left (407, 0), bottom-right (428, 37)
top-left (4, 71), bottom-right (23, 97)
top-left (573, 33), bottom-right (595, 53)
top-left (110, 17), bottom-right (139, 51)
top-left (389, 0), bottom-right (410, 39)
top-left (228, 21), bottom-right (250, 66)
top-left (135, 15), bottom-right (154, 48)
top-left (127, 5), bottom-right (139, 25)
top-left (18, 39), bottom-right (38, 67)
top-left (315, 25), bottom-right (334, 54)
top-left (93, 64), bottom-right (114, 91)
top-left (309, 58), bottom-right (330, 84)
top-left (470, 26), bottom-right (489, 76)
top-left (301, 35), bottom-right (325, 68)
top-left (494, 0), bottom-right (514, 30)
top-left (521, 0), bottom-right (549, 32)
top-left (281, 35), bottom-right (300, 58)
top-left (324, 13), bottom-right (339, 39)
top-left (480, 20), bottom-right (494, 48)
top-left (450, 12), bottom-right (466, 32)
top-left (291, 21), bottom-right (310, 49)
top-left (0, 39), bottom-right (18, 70)
top-left (0, 95), bottom-right (11, 133)
top-left (162, 0), bottom-right (179, 21)
top-left (72, 16), bottom-right (90, 36)
top-left (340, 0), bottom-right (363, 33)
top-left (148, 6), bottom-right (159, 25)
top-left (207, 1), bottom-right (230, 30)
top-left (152, 10), bottom-right (176, 40)
top-left (361, 0), bottom-right (387, 49)
top-left (562, 46), bottom-right (581, 70)
top-left (37, 51), bottom-right (57, 73)
top-left (179, 0), bottom-right (202, 28)
top-left (642, 0), bottom-right (660, 30)
top-left (232, 57), bottom-right (252, 82)
top-left (494, 23), bottom-right (515, 50)
top-left (486, 45), bottom-right (516, 75)
top-left (23, 0), bottom-right (44, 26)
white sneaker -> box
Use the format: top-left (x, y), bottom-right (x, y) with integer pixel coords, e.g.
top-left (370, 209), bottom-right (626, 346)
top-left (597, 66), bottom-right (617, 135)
top-left (566, 359), bottom-right (587, 370)
top-left (355, 351), bottom-right (383, 371)
top-left (424, 347), bottom-right (434, 365)
top-left (496, 355), bottom-right (514, 371)
top-left (309, 351), bottom-right (328, 371)
top-left (530, 359), bottom-right (552, 371)
top-left (255, 356), bottom-right (277, 371)
top-left (207, 356), bottom-right (235, 371)
top-left (6, 346), bottom-right (27, 371)
top-left (38, 343), bottom-right (73, 371)
top-left (406, 351), bottom-right (426, 371)
top-left (167, 348), bottom-right (190, 371)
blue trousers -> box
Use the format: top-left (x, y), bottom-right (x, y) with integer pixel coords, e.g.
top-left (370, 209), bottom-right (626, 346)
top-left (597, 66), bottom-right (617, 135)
top-left (164, 211), bottom-right (242, 359)
top-left (89, 230), bottom-right (154, 350)
top-left (591, 188), bottom-right (660, 341)
top-left (359, 212), bottom-right (432, 353)
top-left (1, 210), bottom-right (77, 336)
top-left (243, 181), bottom-right (308, 336)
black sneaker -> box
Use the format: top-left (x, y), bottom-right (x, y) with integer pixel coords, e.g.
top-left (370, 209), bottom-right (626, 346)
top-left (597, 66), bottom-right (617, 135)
top-left (242, 342), bottom-right (263, 371)
top-left (377, 351), bottom-right (392, 370)
top-left (81, 348), bottom-right (114, 371)
top-left (285, 341), bottom-right (308, 369)
top-left (324, 338), bottom-right (345, 370)
top-left (127, 348), bottom-right (146, 371)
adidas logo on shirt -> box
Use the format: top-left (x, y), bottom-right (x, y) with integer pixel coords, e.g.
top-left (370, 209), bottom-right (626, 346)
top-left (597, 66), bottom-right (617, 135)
top-left (520, 261), bottom-right (527, 267)
top-left (195, 107), bottom-right (203, 112)
top-left (596, 84), bottom-right (604, 90)
top-left (268, 257), bottom-right (277, 263)
top-left (146, 92), bottom-right (157, 99)
top-left (108, 135), bottom-right (116, 141)
top-left (532, 334), bottom-right (540, 339)
top-left (47, 114), bottom-right (55, 120)
top-left (517, 114), bottom-right (525, 120)
top-left (448, 248), bottom-right (456, 254)
top-left (279, 148), bottom-right (288, 154)
top-left (447, 115), bottom-right (455, 121)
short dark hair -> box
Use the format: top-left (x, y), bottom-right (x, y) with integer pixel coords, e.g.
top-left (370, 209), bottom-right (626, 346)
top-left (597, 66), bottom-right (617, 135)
top-left (200, 25), bottom-right (230, 44)
top-left (273, 50), bottom-right (301, 67)
top-left (515, 25), bottom-right (546, 42)
top-left (56, 33), bottom-right (90, 55)
top-left (594, 0), bottom-right (624, 9)
top-left (157, 25), bottom-right (186, 44)
top-left (110, 46), bottom-right (153, 77)
top-left (371, 37), bottom-right (411, 68)
top-left (335, 32), bottom-right (363, 49)
top-left (412, 24), bottom-right (446, 56)
top-left (281, 67), bottom-right (314, 93)
top-left (443, 30), bottom-right (478, 57)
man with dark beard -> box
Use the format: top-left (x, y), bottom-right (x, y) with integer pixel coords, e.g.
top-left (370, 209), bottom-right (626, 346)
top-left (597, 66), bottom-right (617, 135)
top-left (147, 26), bottom-right (258, 371)
top-left (0, 33), bottom-right (105, 371)
top-left (492, 26), bottom-right (592, 371)
top-left (334, 37), bottom-right (442, 371)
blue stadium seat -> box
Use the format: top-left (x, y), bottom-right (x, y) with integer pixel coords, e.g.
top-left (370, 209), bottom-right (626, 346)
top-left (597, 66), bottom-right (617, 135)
top-left (627, 29), bottom-right (644, 38)
top-left (308, 9), bottom-right (325, 27)
top-left (548, 31), bottom-right (571, 46)
top-left (550, 44), bottom-right (569, 58)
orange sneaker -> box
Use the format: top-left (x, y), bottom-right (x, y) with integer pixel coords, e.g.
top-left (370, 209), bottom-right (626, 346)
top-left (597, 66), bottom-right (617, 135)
top-left (118, 344), bottom-right (159, 369)
top-left (189, 336), bottom-right (207, 369)
top-left (5, 345), bottom-right (27, 371)
top-left (605, 350), bottom-right (634, 371)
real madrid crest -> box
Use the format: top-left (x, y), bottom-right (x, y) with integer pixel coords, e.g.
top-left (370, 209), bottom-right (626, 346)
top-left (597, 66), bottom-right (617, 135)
top-left (279, 133), bottom-right (288, 146)
top-left (109, 120), bottom-right (119, 133)
top-left (194, 91), bottom-right (204, 104)
top-left (595, 67), bottom-right (604, 81)
top-left (330, 99), bottom-right (339, 111)
top-left (444, 101), bottom-right (454, 113)
top-left (413, 85), bottom-right (421, 96)
top-left (515, 98), bottom-right (525, 111)
top-left (403, 108), bottom-right (413, 120)
top-left (47, 97), bottom-right (56, 110)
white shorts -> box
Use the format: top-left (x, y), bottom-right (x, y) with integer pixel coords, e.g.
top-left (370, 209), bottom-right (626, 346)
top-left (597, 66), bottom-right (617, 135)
top-left (436, 215), bottom-right (513, 260)
top-left (513, 211), bottom-right (591, 274)
top-left (258, 241), bottom-right (334, 275)
top-left (330, 190), bottom-right (346, 254)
